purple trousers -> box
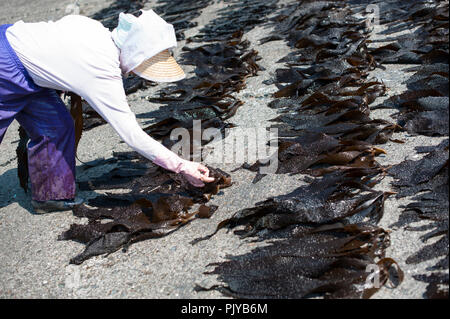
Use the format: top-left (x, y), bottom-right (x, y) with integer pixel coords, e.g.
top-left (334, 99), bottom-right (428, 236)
top-left (0, 24), bottom-right (76, 201)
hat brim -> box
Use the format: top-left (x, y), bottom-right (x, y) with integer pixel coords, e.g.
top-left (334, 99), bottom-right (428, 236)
top-left (132, 49), bottom-right (186, 83)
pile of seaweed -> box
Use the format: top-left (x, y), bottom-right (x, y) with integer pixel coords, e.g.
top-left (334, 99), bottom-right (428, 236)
top-left (370, 0), bottom-right (449, 137)
top-left (143, 30), bottom-right (261, 154)
top-left (141, 0), bottom-right (276, 156)
top-left (195, 0), bottom-right (406, 298)
top-left (241, 0), bottom-right (400, 181)
top-left (59, 151), bottom-right (232, 265)
top-left (371, 0), bottom-right (449, 298)
top-left (187, 0), bottom-right (278, 43)
top-left (91, 0), bottom-right (145, 29)
top-left (153, 0), bottom-right (212, 40)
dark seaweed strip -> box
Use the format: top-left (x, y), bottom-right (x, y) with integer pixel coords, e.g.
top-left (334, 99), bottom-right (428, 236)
top-left (69, 93), bottom-right (83, 152)
top-left (154, 0), bottom-right (212, 40)
top-left (235, 0), bottom-right (399, 181)
top-left (193, 167), bottom-right (390, 243)
top-left (16, 126), bottom-right (30, 192)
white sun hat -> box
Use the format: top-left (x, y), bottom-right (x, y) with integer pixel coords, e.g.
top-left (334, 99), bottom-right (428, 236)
top-left (112, 9), bottom-right (185, 82)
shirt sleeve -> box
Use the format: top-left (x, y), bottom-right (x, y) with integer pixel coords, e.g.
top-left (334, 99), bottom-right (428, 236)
top-left (81, 76), bottom-right (179, 163)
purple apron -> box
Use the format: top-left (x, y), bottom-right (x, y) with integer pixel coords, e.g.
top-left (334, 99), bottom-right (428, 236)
top-left (0, 24), bottom-right (76, 201)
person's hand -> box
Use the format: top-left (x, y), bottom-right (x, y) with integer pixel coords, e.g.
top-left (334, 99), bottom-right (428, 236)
top-left (152, 151), bottom-right (214, 187)
top-left (179, 160), bottom-right (215, 187)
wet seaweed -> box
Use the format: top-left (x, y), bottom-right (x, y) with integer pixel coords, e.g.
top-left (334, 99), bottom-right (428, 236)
top-left (372, 1), bottom-right (449, 137)
top-left (369, 1), bottom-right (449, 65)
top-left (142, 30), bottom-right (261, 155)
top-left (236, 0), bottom-right (400, 182)
top-left (389, 139), bottom-right (449, 298)
top-left (196, 223), bottom-right (403, 299)
top-left (91, 0), bottom-right (146, 30)
top-left (16, 126), bottom-right (30, 192)
top-left (242, 132), bottom-right (388, 181)
top-left (60, 196), bottom-right (196, 265)
top-left (388, 139), bottom-right (448, 191)
top-left (61, 152), bottom-right (231, 264)
top-left (414, 273), bottom-right (449, 299)
top-left (188, 0), bottom-right (278, 43)
top-left (193, 0), bottom-right (407, 299)
top-left (153, 0), bottom-right (212, 40)
top-left (194, 167), bottom-right (391, 244)
top-left (368, 0), bottom-right (450, 298)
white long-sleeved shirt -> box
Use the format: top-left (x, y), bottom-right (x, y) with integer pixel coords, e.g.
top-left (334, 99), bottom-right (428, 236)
top-left (5, 15), bottom-right (177, 164)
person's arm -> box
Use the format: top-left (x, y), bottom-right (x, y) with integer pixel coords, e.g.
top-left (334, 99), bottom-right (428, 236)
top-left (82, 77), bottom-right (214, 187)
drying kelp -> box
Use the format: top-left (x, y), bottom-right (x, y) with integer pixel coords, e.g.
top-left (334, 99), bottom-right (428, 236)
top-left (368, 1), bottom-right (449, 65)
top-left (242, 132), bottom-right (388, 182)
top-left (150, 31), bottom-right (260, 108)
top-left (144, 115), bottom-right (236, 151)
top-left (182, 36), bottom-right (261, 89)
top-left (154, 0), bottom-right (211, 40)
top-left (414, 273), bottom-right (449, 299)
top-left (192, 0), bottom-right (410, 299)
top-left (370, 1), bottom-right (449, 137)
top-left (194, 167), bottom-right (391, 243)
top-left (61, 151), bottom-right (231, 264)
top-left (143, 31), bottom-right (261, 155)
top-left (196, 223), bottom-right (402, 299)
top-left (376, 2), bottom-right (449, 296)
top-left (383, 63), bottom-right (449, 136)
top-left (388, 140), bottom-right (449, 240)
top-left (60, 196), bottom-right (215, 265)
top-left (388, 139), bottom-right (448, 193)
top-left (91, 0), bottom-right (145, 30)
top-left (195, 168), bottom-right (402, 298)
top-left (386, 76), bottom-right (449, 136)
top-left (237, 1), bottom-right (402, 182)
top-left (389, 139), bottom-right (449, 298)
top-left (79, 151), bottom-right (232, 202)
top-left (59, 0), bottom-right (269, 264)
top-left (188, 0), bottom-right (278, 43)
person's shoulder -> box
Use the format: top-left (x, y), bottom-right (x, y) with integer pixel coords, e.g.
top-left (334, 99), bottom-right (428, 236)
top-left (56, 15), bottom-right (108, 32)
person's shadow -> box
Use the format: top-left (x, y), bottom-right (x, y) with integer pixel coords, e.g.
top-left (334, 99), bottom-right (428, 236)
top-left (0, 167), bottom-right (35, 213)
top-left (0, 165), bottom-right (95, 214)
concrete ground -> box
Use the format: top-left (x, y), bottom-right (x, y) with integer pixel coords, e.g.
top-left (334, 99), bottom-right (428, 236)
top-left (0, 0), bottom-right (447, 298)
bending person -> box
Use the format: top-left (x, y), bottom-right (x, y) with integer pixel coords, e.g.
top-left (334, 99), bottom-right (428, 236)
top-left (0, 10), bottom-right (214, 213)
